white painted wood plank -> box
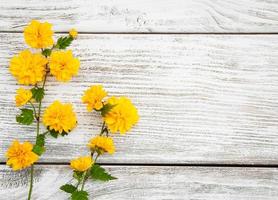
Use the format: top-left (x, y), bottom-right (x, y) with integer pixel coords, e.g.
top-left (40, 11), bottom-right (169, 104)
top-left (0, 165), bottom-right (278, 200)
top-left (1, 0), bottom-right (278, 32)
top-left (0, 33), bottom-right (278, 164)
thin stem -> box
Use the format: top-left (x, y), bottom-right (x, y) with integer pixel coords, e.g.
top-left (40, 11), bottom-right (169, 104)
top-left (81, 121), bottom-right (105, 193)
top-left (27, 51), bottom-right (49, 199)
top-left (76, 180), bottom-right (81, 189)
top-left (95, 153), bottom-right (100, 163)
top-left (27, 165), bottom-right (34, 200)
top-left (36, 119), bottom-right (40, 137)
top-left (36, 73), bottom-right (47, 137)
top-left (29, 101), bottom-right (38, 119)
top-left (100, 121), bottom-right (109, 137)
top-left (100, 122), bottom-right (106, 135)
top-left (80, 171), bottom-right (87, 191)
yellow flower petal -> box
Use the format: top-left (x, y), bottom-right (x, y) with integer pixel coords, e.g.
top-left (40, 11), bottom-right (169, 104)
top-left (104, 96), bottom-right (139, 134)
top-left (69, 28), bottom-right (78, 39)
top-left (82, 85), bottom-right (107, 111)
top-left (6, 140), bottom-right (39, 171)
top-left (49, 50), bottom-right (80, 82)
top-left (24, 20), bottom-right (54, 49)
top-left (70, 156), bottom-right (93, 172)
top-left (15, 88), bottom-right (32, 107)
top-left (9, 50), bottom-right (47, 85)
top-left (88, 136), bottom-right (115, 154)
top-left (43, 101), bottom-right (77, 134)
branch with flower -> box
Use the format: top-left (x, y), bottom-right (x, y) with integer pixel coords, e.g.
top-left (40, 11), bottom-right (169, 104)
top-left (60, 85), bottom-right (139, 200)
top-left (6, 20), bottom-right (79, 200)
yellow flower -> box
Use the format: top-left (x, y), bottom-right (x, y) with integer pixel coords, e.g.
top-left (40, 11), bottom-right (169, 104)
top-left (9, 50), bottom-right (47, 85)
top-left (69, 28), bottom-right (78, 39)
top-left (104, 97), bottom-right (139, 134)
top-left (15, 88), bottom-right (33, 107)
top-left (82, 85), bottom-right (107, 111)
top-left (6, 140), bottom-right (39, 171)
top-left (49, 50), bottom-right (80, 82)
top-left (88, 136), bottom-right (115, 154)
top-left (24, 20), bottom-right (54, 48)
top-left (70, 156), bottom-right (93, 172)
top-left (43, 101), bottom-right (77, 134)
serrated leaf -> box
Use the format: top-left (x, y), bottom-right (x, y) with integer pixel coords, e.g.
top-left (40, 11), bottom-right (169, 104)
top-left (16, 109), bottom-right (34, 125)
top-left (31, 87), bottom-right (45, 102)
top-left (33, 134), bottom-right (45, 156)
top-left (61, 130), bottom-right (69, 136)
top-left (42, 48), bottom-right (52, 57)
top-left (49, 129), bottom-right (58, 138)
top-left (36, 134), bottom-right (45, 146)
top-left (32, 144), bottom-right (45, 156)
top-left (56, 36), bottom-right (73, 49)
top-left (60, 184), bottom-right (77, 194)
top-left (71, 191), bottom-right (88, 200)
top-left (48, 128), bottom-right (69, 138)
top-left (100, 103), bottom-right (116, 117)
top-left (90, 164), bottom-right (117, 181)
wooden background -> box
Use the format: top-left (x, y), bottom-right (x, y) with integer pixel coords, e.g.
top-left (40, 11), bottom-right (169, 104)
top-left (0, 0), bottom-right (278, 199)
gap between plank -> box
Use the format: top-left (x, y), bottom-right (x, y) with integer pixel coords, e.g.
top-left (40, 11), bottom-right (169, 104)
top-left (1, 31), bottom-right (278, 35)
top-left (0, 162), bottom-right (277, 168)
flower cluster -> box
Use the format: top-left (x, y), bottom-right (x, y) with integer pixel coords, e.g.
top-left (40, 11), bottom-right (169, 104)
top-left (6, 20), bottom-right (79, 200)
top-left (5, 20), bottom-right (140, 200)
top-left (82, 85), bottom-right (139, 134)
top-left (60, 85), bottom-right (139, 199)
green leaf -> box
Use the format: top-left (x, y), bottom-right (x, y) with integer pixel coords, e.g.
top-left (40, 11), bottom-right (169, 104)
top-left (56, 36), bottom-right (73, 49)
top-left (16, 109), bottom-right (34, 125)
top-left (71, 191), bottom-right (88, 200)
top-left (33, 134), bottom-right (46, 156)
top-left (31, 87), bottom-right (45, 102)
top-left (48, 128), bottom-right (69, 138)
top-left (36, 134), bottom-right (45, 146)
top-left (90, 164), bottom-right (117, 181)
top-left (32, 144), bottom-right (45, 156)
top-left (42, 48), bottom-right (52, 57)
top-left (100, 103), bottom-right (116, 117)
top-left (49, 129), bottom-right (58, 138)
top-left (61, 131), bottom-right (69, 136)
top-left (73, 171), bottom-right (83, 181)
top-left (60, 184), bottom-right (77, 194)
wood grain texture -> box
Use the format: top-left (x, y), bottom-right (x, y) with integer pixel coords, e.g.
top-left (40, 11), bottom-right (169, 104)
top-left (0, 165), bottom-right (278, 200)
top-left (1, 0), bottom-right (278, 33)
top-left (0, 33), bottom-right (278, 164)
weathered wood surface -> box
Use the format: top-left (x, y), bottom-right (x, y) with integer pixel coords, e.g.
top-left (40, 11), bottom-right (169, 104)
top-left (0, 165), bottom-right (278, 200)
top-left (0, 33), bottom-right (278, 164)
top-left (1, 0), bottom-right (278, 33)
